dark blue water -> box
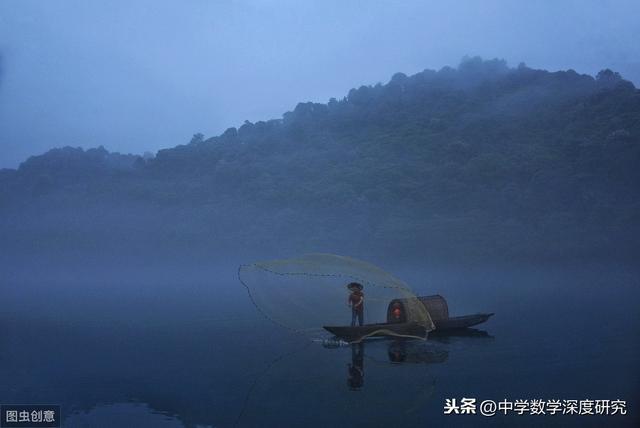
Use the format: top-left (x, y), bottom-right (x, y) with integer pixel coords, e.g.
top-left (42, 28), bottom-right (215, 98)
top-left (0, 263), bottom-right (638, 427)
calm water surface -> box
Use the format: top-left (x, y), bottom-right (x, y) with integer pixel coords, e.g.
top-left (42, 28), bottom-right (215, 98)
top-left (0, 263), bottom-right (638, 427)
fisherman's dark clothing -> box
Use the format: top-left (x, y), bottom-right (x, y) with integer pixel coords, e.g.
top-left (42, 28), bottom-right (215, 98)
top-left (351, 308), bottom-right (364, 327)
top-left (349, 290), bottom-right (364, 326)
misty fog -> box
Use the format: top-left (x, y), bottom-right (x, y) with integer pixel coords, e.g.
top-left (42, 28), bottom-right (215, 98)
top-left (0, 3), bottom-right (639, 427)
top-left (1, 0), bottom-right (639, 168)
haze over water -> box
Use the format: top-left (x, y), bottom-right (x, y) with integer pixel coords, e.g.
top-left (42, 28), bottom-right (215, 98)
top-left (1, 262), bottom-right (638, 427)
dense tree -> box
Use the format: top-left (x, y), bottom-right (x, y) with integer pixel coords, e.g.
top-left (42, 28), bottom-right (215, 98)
top-left (1, 58), bottom-right (639, 263)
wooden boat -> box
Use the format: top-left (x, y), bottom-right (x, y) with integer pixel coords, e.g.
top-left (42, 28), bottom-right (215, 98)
top-left (323, 294), bottom-right (493, 342)
top-left (432, 312), bottom-right (494, 330)
top-left (323, 322), bottom-right (427, 343)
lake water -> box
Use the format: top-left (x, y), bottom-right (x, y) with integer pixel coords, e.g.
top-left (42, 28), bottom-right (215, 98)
top-left (0, 262), bottom-right (638, 427)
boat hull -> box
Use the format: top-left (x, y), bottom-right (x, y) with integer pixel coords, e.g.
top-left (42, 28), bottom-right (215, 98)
top-left (323, 313), bottom-right (494, 342)
top-left (323, 322), bottom-right (427, 342)
top-left (433, 313), bottom-right (494, 330)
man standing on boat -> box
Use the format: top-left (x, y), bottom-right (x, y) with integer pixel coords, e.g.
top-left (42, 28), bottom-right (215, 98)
top-left (347, 282), bottom-right (364, 326)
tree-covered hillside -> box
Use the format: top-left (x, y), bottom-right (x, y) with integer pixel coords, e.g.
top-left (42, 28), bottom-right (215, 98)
top-left (1, 58), bottom-right (639, 263)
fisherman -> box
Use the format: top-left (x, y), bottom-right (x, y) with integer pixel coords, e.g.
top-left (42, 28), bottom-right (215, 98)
top-left (347, 282), bottom-right (364, 327)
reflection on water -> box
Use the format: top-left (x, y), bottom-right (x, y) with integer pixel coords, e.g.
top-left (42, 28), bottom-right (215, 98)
top-left (0, 264), bottom-right (638, 427)
top-left (65, 403), bottom-right (187, 428)
top-left (234, 337), bottom-right (451, 428)
top-left (337, 338), bottom-right (453, 391)
top-left (348, 343), bottom-right (364, 390)
top-left (388, 339), bottom-right (450, 364)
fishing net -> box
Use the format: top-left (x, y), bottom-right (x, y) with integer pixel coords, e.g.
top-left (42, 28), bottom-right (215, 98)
top-left (238, 253), bottom-right (434, 342)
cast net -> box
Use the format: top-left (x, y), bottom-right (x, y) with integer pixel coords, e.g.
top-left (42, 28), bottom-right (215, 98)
top-left (238, 253), bottom-right (434, 342)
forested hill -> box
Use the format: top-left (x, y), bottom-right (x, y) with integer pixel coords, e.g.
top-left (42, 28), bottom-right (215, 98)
top-left (1, 58), bottom-right (639, 264)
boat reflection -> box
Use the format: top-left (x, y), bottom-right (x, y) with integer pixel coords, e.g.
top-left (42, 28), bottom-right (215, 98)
top-left (340, 329), bottom-right (494, 390)
top-left (387, 340), bottom-right (449, 364)
top-left (236, 330), bottom-right (494, 425)
top-left (343, 338), bottom-right (453, 391)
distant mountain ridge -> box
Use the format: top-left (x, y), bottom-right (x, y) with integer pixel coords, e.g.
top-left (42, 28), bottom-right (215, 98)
top-left (1, 57), bottom-right (639, 263)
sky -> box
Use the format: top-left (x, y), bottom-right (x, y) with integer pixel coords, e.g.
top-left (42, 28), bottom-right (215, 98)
top-left (0, 0), bottom-right (639, 168)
